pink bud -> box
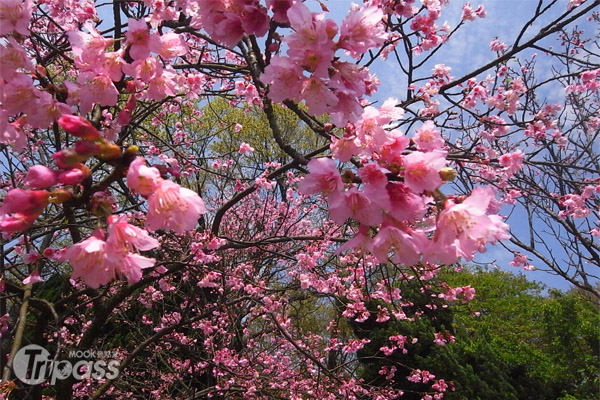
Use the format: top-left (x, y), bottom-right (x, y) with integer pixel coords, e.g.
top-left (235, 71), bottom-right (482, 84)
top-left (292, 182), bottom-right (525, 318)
top-left (0, 213), bottom-right (37, 233)
top-left (58, 115), bottom-right (101, 141)
top-left (57, 165), bottom-right (89, 185)
top-left (0, 189), bottom-right (49, 216)
top-left (24, 165), bottom-right (57, 189)
top-left (23, 270), bottom-right (44, 285)
top-left (75, 140), bottom-right (101, 156)
top-left (117, 109), bottom-right (132, 126)
top-left (53, 148), bottom-right (87, 169)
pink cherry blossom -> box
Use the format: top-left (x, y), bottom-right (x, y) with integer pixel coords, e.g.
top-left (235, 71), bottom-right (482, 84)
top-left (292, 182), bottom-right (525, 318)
top-left (77, 73), bottom-right (119, 114)
top-left (146, 180), bottom-right (207, 234)
top-left (302, 78), bottom-right (339, 116)
top-left (0, 0), bottom-right (33, 36)
top-left (22, 270), bottom-right (44, 285)
top-left (0, 114), bottom-right (28, 151)
top-left (372, 226), bottom-right (426, 265)
top-left (433, 332), bottom-right (455, 346)
top-left (2, 72), bottom-right (39, 116)
top-left (26, 91), bottom-right (71, 129)
top-left (145, 69), bottom-right (179, 101)
top-left (336, 225), bottom-right (373, 255)
top-left (413, 121), bottom-right (445, 152)
top-left (109, 252), bottom-right (156, 284)
top-left (267, 0), bottom-right (296, 24)
top-left (287, 43), bottom-right (333, 78)
top-left (329, 188), bottom-right (383, 226)
top-left (64, 234), bottom-right (115, 289)
top-left (297, 158), bottom-right (343, 198)
top-left (490, 39), bottom-right (508, 52)
top-left (358, 164), bottom-right (392, 210)
top-left (106, 214), bottom-right (160, 253)
top-left (328, 61), bottom-right (371, 96)
top-left (122, 57), bottom-right (163, 82)
top-left (434, 186), bottom-right (510, 262)
top-left (461, 3), bottom-right (486, 21)
top-left (262, 57), bottom-right (305, 103)
top-left (386, 182), bottom-right (426, 222)
top-left (238, 142), bottom-right (255, 154)
top-left (126, 157), bottom-right (162, 197)
top-left (338, 5), bottom-right (388, 58)
top-left (125, 18), bottom-right (161, 60)
top-left (286, 2), bottom-right (337, 46)
top-left (379, 131), bottom-right (410, 164)
top-left (240, 3), bottom-right (270, 38)
top-left (0, 37), bottom-right (34, 80)
top-left (330, 135), bottom-right (361, 162)
top-left (402, 150), bottom-right (447, 194)
top-left (329, 92), bottom-right (365, 126)
top-left (67, 23), bottom-right (113, 73)
top-left (158, 31), bottom-right (188, 59)
top-left (498, 150), bottom-right (524, 175)
top-left (358, 164), bottom-right (389, 187)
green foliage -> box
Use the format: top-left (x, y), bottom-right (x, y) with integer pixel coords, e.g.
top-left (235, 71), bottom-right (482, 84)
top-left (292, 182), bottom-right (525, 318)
top-left (200, 98), bottom-right (326, 163)
top-left (353, 268), bottom-right (600, 400)
top-left (443, 268), bottom-right (600, 400)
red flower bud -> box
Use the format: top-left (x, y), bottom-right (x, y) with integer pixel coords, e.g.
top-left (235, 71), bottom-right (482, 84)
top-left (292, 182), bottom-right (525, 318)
top-left (53, 148), bottom-right (88, 169)
top-left (58, 115), bottom-right (101, 141)
top-left (75, 140), bottom-right (101, 156)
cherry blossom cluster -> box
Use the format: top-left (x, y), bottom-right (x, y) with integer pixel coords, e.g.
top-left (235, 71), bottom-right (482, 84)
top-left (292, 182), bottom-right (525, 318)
top-left (299, 111), bottom-right (510, 267)
top-left (126, 157), bottom-right (207, 234)
top-left (262, 2), bottom-right (387, 125)
top-left (64, 215), bottom-right (159, 288)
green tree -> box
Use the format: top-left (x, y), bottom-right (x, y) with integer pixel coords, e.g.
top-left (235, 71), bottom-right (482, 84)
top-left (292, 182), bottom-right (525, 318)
top-left (353, 268), bottom-right (600, 400)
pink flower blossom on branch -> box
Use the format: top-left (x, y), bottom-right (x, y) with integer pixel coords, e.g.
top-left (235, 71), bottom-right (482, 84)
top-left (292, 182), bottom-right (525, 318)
top-left (146, 180), bottom-right (207, 234)
top-left (0, 0), bottom-right (33, 36)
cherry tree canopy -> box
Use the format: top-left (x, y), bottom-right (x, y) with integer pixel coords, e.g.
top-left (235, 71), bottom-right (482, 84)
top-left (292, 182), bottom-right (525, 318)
top-left (0, 0), bottom-right (598, 398)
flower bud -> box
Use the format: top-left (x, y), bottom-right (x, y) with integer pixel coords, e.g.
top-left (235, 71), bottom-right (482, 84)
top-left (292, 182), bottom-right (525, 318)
top-left (58, 115), bottom-right (101, 141)
top-left (53, 148), bottom-right (88, 169)
top-left (0, 189), bottom-right (49, 216)
top-left (97, 142), bottom-right (122, 161)
top-left (57, 164), bottom-right (90, 185)
top-left (75, 140), bottom-right (101, 156)
top-left (125, 80), bottom-right (137, 93)
top-left (439, 167), bottom-right (457, 182)
top-left (48, 188), bottom-right (72, 204)
top-left (35, 65), bottom-right (47, 77)
top-left (0, 214), bottom-right (37, 233)
top-left (24, 165), bottom-right (57, 189)
top-left (125, 145), bottom-right (139, 156)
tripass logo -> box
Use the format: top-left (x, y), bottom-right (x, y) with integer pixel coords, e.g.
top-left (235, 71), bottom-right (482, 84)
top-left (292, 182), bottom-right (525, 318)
top-left (13, 344), bottom-right (119, 385)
